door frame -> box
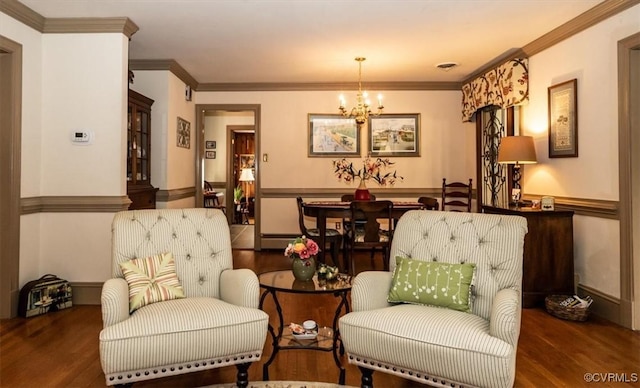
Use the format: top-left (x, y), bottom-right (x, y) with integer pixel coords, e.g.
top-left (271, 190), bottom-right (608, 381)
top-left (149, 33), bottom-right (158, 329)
top-left (0, 35), bottom-right (23, 318)
top-left (618, 31), bottom-right (640, 329)
top-left (195, 104), bottom-right (261, 250)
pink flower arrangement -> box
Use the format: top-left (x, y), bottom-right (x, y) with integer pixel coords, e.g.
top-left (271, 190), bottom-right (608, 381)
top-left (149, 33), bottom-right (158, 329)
top-left (333, 156), bottom-right (403, 186)
top-left (284, 235), bottom-right (319, 265)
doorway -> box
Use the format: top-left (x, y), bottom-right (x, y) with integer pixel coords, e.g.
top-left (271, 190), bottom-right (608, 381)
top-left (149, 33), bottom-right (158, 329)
top-left (196, 104), bottom-right (261, 250)
top-left (0, 36), bottom-right (22, 319)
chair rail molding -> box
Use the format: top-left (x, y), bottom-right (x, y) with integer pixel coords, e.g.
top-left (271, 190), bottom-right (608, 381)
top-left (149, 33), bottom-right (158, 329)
top-left (21, 196), bottom-right (131, 214)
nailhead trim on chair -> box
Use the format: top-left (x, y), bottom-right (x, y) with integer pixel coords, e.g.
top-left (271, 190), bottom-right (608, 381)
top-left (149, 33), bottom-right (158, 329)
top-left (105, 352), bottom-right (262, 385)
top-left (348, 355), bottom-right (472, 388)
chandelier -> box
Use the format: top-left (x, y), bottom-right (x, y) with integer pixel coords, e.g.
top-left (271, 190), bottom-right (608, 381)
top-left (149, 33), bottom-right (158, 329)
top-left (339, 57), bottom-right (384, 126)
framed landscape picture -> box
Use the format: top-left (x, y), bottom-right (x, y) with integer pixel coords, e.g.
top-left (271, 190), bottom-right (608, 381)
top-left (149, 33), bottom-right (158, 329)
top-left (308, 114), bottom-right (359, 157)
top-left (368, 114), bottom-right (420, 157)
top-left (548, 79), bottom-right (578, 158)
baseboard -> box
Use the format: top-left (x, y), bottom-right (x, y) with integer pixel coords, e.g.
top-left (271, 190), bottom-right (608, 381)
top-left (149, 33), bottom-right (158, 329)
top-left (70, 281), bottom-right (103, 305)
top-left (577, 283), bottom-right (620, 325)
top-left (260, 234), bottom-right (300, 249)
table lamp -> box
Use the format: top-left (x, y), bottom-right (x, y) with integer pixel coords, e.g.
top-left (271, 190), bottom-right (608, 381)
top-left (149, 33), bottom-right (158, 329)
top-left (498, 136), bottom-right (537, 204)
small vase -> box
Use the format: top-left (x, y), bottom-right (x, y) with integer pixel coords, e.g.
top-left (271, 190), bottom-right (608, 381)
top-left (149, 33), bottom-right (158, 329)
top-left (355, 179), bottom-right (371, 201)
top-left (292, 257), bottom-right (316, 282)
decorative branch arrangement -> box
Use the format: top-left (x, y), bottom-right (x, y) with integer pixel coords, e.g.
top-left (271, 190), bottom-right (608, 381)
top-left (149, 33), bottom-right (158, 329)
top-left (333, 156), bottom-right (403, 186)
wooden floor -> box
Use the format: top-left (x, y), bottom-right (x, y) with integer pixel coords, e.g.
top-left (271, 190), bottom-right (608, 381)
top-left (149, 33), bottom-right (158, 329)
top-left (1, 249), bottom-right (639, 388)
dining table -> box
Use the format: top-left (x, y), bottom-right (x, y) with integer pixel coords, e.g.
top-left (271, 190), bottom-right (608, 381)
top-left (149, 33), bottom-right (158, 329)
top-left (303, 200), bottom-right (425, 264)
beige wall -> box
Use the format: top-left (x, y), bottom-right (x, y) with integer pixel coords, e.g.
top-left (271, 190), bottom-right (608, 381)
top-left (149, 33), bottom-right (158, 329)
top-left (522, 4), bottom-right (640, 298)
top-left (196, 89), bottom-right (475, 234)
top-left (41, 33), bottom-right (128, 196)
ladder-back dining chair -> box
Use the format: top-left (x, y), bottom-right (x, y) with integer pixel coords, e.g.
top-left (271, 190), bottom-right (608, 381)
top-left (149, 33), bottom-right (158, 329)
top-left (344, 200), bottom-right (394, 275)
top-left (296, 197), bottom-right (343, 270)
top-left (441, 178), bottom-right (473, 212)
top-left (341, 194), bottom-right (378, 264)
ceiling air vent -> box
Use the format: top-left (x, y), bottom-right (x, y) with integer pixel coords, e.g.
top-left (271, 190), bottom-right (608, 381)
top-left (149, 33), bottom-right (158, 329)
top-left (436, 62), bottom-right (459, 71)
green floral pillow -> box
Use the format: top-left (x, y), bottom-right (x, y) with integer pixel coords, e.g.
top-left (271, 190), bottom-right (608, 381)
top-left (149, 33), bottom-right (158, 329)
top-left (388, 256), bottom-right (476, 313)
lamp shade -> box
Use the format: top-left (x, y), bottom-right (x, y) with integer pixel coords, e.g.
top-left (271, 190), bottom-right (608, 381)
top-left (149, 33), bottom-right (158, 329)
top-left (498, 136), bottom-right (537, 164)
top-left (239, 168), bottom-right (255, 182)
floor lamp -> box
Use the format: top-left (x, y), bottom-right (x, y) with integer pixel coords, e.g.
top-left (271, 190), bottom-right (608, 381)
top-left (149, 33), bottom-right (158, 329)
top-left (239, 168), bottom-right (255, 223)
top-left (498, 135), bottom-right (537, 206)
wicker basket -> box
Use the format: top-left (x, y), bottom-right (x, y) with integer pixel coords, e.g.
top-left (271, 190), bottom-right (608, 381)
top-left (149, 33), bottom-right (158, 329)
top-left (544, 295), bottom-right (591, 322)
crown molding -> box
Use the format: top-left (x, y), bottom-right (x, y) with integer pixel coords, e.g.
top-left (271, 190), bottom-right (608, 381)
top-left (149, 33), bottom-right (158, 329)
top-left (196, 81), bottom-right (461, 92)
top-left (129, 59), bottom-right (198, 89)
top-left (0, 1), bottom-right (139, 37)
top-left (21, 195), bottom-right (131, 214)
top-left (43, 17), bottom-right (138, 37)
top-left (0, 0), bottom-right (45, 32)
top-left (463, 0), bottom-right (640, 85)
top-left (522, 0), bottom-right (640, 58)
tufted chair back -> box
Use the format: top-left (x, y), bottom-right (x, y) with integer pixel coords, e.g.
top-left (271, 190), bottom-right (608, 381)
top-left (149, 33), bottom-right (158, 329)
top-left (390, 210), bottom-right (527, 320)
top-left (111, 208), bottom-right (232, 299)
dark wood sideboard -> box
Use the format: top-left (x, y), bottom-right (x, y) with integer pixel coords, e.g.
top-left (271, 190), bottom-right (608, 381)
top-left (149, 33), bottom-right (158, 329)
top-left (482, 205), bottom-right (574, 308)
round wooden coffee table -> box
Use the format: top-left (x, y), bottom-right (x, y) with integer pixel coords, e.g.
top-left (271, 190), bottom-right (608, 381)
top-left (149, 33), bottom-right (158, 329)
top-left (258, 270), bottom-right (352, 385)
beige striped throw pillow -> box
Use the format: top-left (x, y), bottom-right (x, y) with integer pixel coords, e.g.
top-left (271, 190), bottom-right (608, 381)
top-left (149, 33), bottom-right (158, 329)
top-left (119, 252), bottom-right (185, 313)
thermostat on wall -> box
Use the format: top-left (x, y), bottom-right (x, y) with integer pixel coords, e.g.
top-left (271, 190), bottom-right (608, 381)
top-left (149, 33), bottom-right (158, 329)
top-left (70, 130), bottom-right (93, 145)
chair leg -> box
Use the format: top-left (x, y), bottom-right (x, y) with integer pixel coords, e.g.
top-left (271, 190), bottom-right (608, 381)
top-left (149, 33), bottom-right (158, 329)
top-left (350, 246), bottom-right (356, 276)
top-left (235, 362), bottom-right (250, 388)
top-left (383, 248), bottom-right (389, 272)
top-left (342, 240), bottom-right (349, 274)
top-left (330, 241), bottom-right (341, 271)
top-left (358, 366), bottom-right (374, 388)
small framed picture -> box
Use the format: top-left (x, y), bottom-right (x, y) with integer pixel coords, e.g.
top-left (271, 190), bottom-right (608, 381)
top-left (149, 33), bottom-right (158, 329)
top-left (205, 140), bottom-right (216, 149)
top-left (205, 151), bottom-right (216, 159)
top-left (548, 79), bottom-right (578, 158)
top-left (177, 117), bottom-right (191, 149)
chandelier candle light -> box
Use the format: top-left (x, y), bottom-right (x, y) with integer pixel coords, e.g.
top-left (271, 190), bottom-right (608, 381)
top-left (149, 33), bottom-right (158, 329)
top-left (339, 57), bottom-right (384, 126)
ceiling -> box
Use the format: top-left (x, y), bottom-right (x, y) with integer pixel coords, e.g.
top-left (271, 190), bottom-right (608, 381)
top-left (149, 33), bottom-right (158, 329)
top-left (19, 0), bottom-right (604, 85)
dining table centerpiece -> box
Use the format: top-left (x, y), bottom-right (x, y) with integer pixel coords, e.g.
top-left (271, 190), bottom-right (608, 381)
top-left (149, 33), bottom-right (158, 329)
top-left (333, 156), bottom-right (403, 200)
top-left (284, 235), bottom-right (319, 281)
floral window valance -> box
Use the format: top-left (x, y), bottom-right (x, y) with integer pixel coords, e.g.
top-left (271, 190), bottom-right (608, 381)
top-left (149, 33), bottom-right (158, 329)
top-left (461, 58), bottom-right (529, 122)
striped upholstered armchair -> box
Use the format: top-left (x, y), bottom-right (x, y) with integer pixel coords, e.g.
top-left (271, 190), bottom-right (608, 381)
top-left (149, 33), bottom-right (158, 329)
top-left (99, 208), bottom-right (268, 386)
top-left (339, 210), bottom-right (527, 388)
